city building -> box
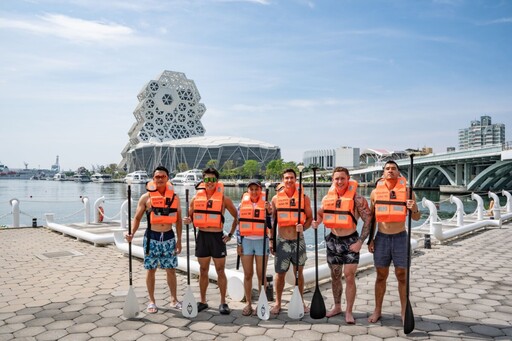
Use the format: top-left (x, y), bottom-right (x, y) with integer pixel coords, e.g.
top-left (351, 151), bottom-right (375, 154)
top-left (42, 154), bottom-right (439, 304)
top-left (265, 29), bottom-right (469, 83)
top-left (303, 146), bottom-right (360, 169)
top-left (458, 115), bottom-right (505, 150)
top-left (120, 70), bottom-right (280, 173)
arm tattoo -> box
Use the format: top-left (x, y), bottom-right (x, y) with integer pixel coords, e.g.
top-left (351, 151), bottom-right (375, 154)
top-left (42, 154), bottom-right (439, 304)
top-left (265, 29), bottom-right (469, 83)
top-left (355, 194), bottom-right (372, 242)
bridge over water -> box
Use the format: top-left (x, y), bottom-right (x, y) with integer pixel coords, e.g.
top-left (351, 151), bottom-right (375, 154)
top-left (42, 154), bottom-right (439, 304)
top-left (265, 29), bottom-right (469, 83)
top-left (311, 144), bottom-right (512, 193)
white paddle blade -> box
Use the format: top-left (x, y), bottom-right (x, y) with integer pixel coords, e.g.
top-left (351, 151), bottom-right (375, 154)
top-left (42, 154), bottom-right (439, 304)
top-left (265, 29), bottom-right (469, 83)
top-left (288, 286), bottom-right (304, 319)
top-left (227, 276), bottom-right (244, 302)
top-left (182, 286), bottom-right (198, 318)
top-left (256, 285), bottom-right (270, 320)
top-left (123, 285), bottom-right (139, 319)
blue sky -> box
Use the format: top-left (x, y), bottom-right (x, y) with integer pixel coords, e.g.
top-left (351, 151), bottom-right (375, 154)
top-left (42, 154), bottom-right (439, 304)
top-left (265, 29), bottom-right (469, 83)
top-left (0, 0), bottom-right (511, 171)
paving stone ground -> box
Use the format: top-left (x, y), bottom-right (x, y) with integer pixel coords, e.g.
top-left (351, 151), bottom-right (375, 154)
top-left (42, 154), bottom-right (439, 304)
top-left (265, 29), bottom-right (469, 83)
top-left (1, 225), bottom-right (511, 340)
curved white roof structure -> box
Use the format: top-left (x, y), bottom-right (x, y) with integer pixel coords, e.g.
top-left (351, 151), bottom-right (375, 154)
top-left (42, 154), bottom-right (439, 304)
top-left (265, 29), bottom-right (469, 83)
top-left (120, 71), bottom-right (280, 173)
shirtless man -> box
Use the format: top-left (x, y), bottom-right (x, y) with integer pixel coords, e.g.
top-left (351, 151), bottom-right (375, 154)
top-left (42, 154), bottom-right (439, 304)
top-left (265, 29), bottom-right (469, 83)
top-left (367, 160), bottom-right (420, 324)
top-left (125, 166), bottom-right (182, 314)
top-left (312, 167), bottom-right (372, 324)
top-left (269, 168), bottom-right (313, 315)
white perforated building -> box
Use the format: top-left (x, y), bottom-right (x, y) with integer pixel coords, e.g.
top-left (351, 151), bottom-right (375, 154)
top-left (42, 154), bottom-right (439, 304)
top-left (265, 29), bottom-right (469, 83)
top-left (120, 71), bottom-right (280, 173)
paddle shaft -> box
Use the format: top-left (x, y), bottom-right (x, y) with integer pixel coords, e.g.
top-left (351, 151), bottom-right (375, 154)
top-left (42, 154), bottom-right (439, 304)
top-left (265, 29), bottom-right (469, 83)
top-left (186, 189), bottom-right (190, 285)
top-left (404, 154), bottom-right (416, 333)
top-left (261, 188), bottom-right (269, 285)
top-left (312, 168), bottom-right (319, 286)
top-left (295, 170), bottom-right (303, 286)
top-left (127, 184), bottom-right (133, 286)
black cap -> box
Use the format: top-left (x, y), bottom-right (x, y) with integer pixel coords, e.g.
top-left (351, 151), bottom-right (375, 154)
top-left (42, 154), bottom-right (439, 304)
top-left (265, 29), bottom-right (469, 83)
top-left (247, 180), bottom-right (262, 188)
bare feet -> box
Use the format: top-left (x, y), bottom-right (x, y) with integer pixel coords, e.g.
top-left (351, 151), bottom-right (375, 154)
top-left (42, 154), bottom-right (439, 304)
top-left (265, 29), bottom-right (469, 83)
top-left (368, 312), bottom-right (382, 323)
top-left (326, 307), bottom-right (342, 318)
top-left (303, 305), bottom-right (310, 314)
top-left (345, 311), bottom-right (355, 324)
top-left (270, 304), bottom-right (281, 315)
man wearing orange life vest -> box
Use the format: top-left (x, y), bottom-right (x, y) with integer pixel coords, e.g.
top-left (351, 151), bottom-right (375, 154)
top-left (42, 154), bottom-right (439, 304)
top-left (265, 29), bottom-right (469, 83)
top-left (183, 167), bottom-right (238, 315)
top-left (125, 166), bottom-right (182, 314)
top-left (367, 160), bottom-right (421, 324)
top-left (312, 167), bottom-right (372, 324)
top-left (269, 168), bottom-right (313, 315)
top-left (235, 180), bottom-right (272, 316)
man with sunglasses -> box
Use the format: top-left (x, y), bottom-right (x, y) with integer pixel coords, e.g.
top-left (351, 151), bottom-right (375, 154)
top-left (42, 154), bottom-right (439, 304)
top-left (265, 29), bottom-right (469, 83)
top-left (183, 167), bottom-right (238, 315)
top-left (367, 160), bottom-right (421, 324)
top-left (125, 166), bottom-right (182, 314)
top-left (312, 167), bottom-right (372, 324)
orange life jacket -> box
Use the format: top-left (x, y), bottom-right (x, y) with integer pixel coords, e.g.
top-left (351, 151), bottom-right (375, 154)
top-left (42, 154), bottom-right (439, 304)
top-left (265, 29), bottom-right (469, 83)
top-left (193, 182), bottom-right (225, 228)
top-left (322, 180), bottom-right (358, 229)
top-left (275, 182), bottom-right (306, 227)
top-left (374, 177), bottom-right (407, 223)
top-left (146, 181), bottom-right (178, 225)
top-left (239, 192), bottom-right (267, 237)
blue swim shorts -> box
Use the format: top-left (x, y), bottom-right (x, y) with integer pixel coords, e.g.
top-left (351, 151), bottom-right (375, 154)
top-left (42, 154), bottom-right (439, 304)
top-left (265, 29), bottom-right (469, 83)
top-left (143, 230), bottom-right (177, 270)
top-left (241, 237), bottom-right (269, 256)
top-left (373, 231), bottom-right (408, 268)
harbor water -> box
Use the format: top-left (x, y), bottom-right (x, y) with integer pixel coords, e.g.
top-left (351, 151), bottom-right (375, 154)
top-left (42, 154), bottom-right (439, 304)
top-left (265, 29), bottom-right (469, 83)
top-left (0, 179), bottom-right (498, 247)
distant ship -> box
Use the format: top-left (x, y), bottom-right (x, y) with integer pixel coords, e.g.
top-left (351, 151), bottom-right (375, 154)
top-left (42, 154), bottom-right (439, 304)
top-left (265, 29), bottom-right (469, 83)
top-left (0, 156), bottom-right (60, 180)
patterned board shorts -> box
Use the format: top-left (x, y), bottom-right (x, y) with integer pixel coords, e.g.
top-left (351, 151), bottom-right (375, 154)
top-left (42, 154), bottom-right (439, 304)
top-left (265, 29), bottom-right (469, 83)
top-left (325, 231), bottom-right (360, 265)
top-left (143, 230), bottom-right (178, 270)
top-left (274, 236), bottom-right (307, 273)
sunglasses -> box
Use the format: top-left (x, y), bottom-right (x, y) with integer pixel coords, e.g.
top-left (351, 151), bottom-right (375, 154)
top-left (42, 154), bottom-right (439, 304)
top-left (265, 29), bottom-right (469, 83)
top-left (154, 175), bottom-right (167, 179)
top-left (204, 177), bottom-right (218, 183)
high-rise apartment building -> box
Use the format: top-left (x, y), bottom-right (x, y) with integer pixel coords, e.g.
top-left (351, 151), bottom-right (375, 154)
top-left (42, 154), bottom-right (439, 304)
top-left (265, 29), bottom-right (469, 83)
top-left (458, 115), bottom-right (505, 150)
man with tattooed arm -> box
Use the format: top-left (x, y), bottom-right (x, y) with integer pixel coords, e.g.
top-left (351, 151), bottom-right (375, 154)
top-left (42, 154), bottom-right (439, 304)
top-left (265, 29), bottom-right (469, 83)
top-left (312, 167), bottom-right (372, 324)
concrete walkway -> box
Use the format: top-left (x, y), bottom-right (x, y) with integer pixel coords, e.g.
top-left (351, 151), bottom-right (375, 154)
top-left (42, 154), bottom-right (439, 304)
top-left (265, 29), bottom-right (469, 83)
top-left (0, 226), bottom-right (511, 340)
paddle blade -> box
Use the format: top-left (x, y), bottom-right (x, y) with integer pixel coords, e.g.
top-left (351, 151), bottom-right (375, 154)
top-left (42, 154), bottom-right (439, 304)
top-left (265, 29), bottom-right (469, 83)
top-left (310, 286), bottom-right (326, 319)
top-left (123, 285), bottom-right (139, 319)
top-left (227, 276), bottom-right (245, 302)
top-left (256, 285), bottom-right (270, 320)
top-left (182, 286), bottom-right (198, 318)
top-left (404, 299), bottom-right (415, 334)
top-left (288, 286), bottom-right (304, 319)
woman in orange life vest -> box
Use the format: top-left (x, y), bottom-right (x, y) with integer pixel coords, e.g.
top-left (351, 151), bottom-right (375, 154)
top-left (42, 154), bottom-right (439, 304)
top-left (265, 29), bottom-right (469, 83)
top-left (235, 180), bottom-right (272, 316)
top-left (125, 166), bottom-right (182, 314)
top-left (367, 160), bottom-right (421, 325)
top-left (312, 167), bottom-right (372, 324)
top-left (183, 167), bottom-right (238, 315)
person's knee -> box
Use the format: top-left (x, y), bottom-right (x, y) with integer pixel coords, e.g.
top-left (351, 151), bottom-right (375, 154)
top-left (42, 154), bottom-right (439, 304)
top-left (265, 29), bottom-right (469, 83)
top-left (395, 268), bottom-right (406, 282)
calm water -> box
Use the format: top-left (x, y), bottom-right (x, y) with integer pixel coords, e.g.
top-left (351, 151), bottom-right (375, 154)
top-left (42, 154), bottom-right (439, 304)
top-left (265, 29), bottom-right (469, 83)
top-left (0, 180), bottom-right (497, 247)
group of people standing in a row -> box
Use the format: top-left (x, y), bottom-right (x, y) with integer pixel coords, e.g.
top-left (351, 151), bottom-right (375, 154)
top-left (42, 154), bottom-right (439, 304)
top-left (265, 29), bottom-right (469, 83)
top-left (125, 161), bottom-right (420, 325)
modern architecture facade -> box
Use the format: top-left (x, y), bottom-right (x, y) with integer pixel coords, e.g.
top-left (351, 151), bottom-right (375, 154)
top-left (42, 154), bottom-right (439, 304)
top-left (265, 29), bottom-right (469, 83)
top-left (120, 70), bottom-right (280, 173)
top-left (458, 115), bottom-right (505, 150)
top-left (303, 147), bottom-right (360, 169)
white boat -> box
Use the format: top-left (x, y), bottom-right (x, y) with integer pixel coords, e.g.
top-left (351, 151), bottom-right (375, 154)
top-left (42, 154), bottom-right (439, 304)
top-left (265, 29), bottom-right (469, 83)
top-left (171, 169), bottom-right (202, 186)
top-left (124, 171), bottom-right (149, 184)
top-left (91, 173), bottom-right (113, 183)
top-left (53, 173), bottom-right (67, 181)
top-left (73, 174), bottom-right (92, 183)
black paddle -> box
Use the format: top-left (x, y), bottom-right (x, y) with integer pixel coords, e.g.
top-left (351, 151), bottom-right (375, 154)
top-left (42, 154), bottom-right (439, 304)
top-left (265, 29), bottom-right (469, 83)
top-left (310, 167), bottom-right (326, 319)
top-left (182, 189), bottom-right (198, 317)
top-left (404, 154), bottom-right (416, 334)
top-left (123, 180), bottom-right (138, 318)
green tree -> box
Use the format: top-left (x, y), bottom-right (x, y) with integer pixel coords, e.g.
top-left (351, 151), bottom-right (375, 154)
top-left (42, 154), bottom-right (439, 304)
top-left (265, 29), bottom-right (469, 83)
top-left (242, 160), bottom-right (260, 179)
top-left (220, 160), bottom-right (236, 179)
top-left (265, 159), bottom-right (284, 180)
top-left (177, 163), bottom-right (189, 172)
top-left (206, 159), bottom-right (218, 169)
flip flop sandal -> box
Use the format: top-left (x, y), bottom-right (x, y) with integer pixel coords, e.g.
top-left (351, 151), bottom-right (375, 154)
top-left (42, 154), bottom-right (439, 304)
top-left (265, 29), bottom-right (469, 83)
top-left (197, 302), bottom-right (209, 312)
top-left (146, 303), bottom-right (158, 314)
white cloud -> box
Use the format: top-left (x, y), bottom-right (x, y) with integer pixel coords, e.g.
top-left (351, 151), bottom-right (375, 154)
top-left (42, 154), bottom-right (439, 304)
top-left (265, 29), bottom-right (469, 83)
top-left (0, 13), bottom-right (139, 44)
